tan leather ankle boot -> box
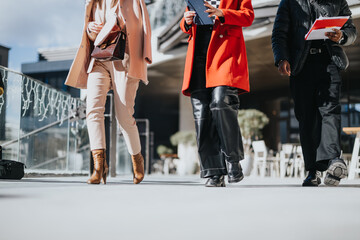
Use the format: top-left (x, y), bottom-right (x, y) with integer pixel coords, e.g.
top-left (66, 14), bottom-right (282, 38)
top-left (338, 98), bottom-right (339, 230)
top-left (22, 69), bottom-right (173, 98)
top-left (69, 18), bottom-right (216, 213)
top-left (87, 149), bottom-right (108, 184)
top-left (131, 152), bottom-right (144, 184)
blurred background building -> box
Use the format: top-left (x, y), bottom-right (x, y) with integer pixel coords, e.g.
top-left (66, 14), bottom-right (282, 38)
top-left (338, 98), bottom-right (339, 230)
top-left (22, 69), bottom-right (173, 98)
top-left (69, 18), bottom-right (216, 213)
top-left (148, 0), bottom-right (360, 154)
top-left (21, 47), bottom-right (79, 97)
top-left (0, 45), bottom-right (10, 67)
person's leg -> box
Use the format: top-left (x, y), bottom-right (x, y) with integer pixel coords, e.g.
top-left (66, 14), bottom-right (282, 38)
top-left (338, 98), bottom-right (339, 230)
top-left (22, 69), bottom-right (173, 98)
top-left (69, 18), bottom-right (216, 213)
top-left (316, 63), bottom-right (342, 163)
top-left (189, 28), bottom-right (227, 186)
top-left (86, 61), bottom-right (111, 184)
top-left (290, 69), bottom-right (319, 172)
top-left (111, 71), bottom-right (141, 155)
top-left (111, 66), bottom-right (144, 184)
top-left (191, 89), bottom-right (227, 180)
top-left (290, 61), bottom-right (322, 186)
top-left (210, 86), bottom-right (244, 183)
top-left (317, 62), bottom-right (347, 186)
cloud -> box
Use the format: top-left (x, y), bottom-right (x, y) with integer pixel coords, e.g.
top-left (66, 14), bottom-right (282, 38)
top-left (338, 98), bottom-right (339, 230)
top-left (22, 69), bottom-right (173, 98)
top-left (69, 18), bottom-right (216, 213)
top-left (0, 0), bottom-right (85, 48)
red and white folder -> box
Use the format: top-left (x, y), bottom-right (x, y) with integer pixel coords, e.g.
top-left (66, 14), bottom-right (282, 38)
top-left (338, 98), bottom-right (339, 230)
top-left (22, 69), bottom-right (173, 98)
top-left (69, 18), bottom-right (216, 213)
top-left (305, 16), bottom-right (350, 40)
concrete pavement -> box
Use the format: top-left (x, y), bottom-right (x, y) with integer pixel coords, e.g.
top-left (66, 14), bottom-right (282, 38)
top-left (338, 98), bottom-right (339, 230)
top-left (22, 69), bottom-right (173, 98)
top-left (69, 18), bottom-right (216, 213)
top-left (1, 175), bottom-right (360, 240)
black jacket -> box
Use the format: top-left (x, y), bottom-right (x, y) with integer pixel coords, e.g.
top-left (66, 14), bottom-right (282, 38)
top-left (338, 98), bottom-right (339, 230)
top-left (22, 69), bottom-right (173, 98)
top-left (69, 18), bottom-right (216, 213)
top-left (272, 0), bottom-right (357, 75)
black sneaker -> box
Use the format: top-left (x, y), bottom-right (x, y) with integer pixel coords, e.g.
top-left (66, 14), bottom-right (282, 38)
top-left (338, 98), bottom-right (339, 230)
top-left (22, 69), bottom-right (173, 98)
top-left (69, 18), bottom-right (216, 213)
top-left (302, 171), bottom-right (321, 187)
top-left (324, 158), bottom-right (348, 186)
top-left (205, 175), bottom-right (226, 187)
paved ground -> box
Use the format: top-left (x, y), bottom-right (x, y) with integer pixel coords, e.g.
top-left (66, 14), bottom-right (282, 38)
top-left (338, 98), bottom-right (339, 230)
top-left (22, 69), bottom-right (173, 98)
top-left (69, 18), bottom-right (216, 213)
top-left (1, 175), bottom-right (360, 240)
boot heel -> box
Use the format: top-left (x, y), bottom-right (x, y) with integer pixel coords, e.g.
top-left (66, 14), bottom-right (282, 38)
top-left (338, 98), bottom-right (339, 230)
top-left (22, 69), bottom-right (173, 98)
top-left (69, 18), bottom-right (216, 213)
top-left (102, 155), bottom-right (109, 184)
top-left (102, 174), bottom-right (107, 184)
top-left (102, 168), bottom-right (109, 184)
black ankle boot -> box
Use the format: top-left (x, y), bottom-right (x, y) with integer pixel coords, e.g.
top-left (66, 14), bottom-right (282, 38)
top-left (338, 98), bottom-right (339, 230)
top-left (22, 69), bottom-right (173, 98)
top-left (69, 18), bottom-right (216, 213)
top-left (226, 161), bottom-right (244, 183)
top-left (205, 175), bottom-right (226, 187)
top-left (302, 171), bottom-right (321, 187)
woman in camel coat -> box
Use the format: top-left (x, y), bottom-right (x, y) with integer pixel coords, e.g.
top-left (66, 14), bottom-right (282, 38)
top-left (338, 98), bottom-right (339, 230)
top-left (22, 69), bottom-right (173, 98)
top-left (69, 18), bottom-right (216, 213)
top-left (181, 0), bottom-right (254, 187)
top-left (65, 0), bottom-right (152, 184)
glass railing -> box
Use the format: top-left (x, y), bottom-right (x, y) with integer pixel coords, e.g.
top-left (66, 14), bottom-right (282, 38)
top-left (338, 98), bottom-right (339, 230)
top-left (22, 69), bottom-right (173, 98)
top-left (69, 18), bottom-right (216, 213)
top-left (0, 66), bottom-right (148, 175)
top-left (0, 66), bottom-right (89, 174)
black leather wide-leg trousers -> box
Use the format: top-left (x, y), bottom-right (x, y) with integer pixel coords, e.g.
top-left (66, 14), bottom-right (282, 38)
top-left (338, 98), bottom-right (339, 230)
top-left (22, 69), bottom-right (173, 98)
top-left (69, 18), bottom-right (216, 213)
top-left (191, 86), bottom-right (244, 178)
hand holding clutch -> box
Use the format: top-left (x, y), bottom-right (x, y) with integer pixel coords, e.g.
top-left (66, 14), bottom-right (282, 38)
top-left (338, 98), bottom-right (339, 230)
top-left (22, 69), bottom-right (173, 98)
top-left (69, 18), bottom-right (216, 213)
top-left (88, 22), bottom-right (103, 34)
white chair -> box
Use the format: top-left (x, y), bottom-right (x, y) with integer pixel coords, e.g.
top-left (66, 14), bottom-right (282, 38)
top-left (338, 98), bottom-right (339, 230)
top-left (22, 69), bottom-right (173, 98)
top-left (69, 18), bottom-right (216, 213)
top-left (279, 144), bottom-right (295, 178)
top-left (293, 146), bottom-right (305, 179)
top-left (343, 127), bottom-right (360, 179)
top-left (279, 143), bottom-right (305, 178)
top-left (251, 140), bottom-right (280, 177)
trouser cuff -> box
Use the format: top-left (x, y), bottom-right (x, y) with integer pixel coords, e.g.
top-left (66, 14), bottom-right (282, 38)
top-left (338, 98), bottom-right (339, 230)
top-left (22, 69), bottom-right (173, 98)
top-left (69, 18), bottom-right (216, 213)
top-left (200, 168), bottom-right (228, 178)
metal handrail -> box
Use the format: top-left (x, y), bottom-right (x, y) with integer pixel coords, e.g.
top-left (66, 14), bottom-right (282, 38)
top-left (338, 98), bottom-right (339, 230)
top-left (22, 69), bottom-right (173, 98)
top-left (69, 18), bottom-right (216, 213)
top-left (1, 106), bottom-right (86, 148)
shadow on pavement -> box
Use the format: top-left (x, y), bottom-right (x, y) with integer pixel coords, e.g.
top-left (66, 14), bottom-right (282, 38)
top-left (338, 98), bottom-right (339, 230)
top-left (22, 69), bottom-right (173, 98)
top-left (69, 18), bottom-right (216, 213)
top-left (0, 194), bottom-right (28, 199)
top-left (2, 179), bottom-right (360, 188)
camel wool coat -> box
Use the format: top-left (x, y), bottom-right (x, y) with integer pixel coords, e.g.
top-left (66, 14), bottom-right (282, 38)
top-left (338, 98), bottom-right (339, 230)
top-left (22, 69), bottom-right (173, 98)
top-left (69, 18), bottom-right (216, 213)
top-left (65, 0), bottom-right (152, 89)
top-left (180, 0), bottom-right (254, 96)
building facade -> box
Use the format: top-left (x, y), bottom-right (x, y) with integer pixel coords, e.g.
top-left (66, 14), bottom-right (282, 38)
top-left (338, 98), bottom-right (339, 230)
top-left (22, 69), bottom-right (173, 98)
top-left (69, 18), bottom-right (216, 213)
top-left (0, 45), bottom-right (10, 67)
top-left (22, 48), bottom-right (79, 97)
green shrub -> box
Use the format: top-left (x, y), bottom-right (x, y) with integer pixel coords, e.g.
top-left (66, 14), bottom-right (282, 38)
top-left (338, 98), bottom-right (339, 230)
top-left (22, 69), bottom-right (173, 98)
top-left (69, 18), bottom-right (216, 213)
top-left (170, 131), bottom-right (197, 147)
top-left (238, 109), bottom-right (269, 140)
top-left (156, 145), bottom-right (173, 156)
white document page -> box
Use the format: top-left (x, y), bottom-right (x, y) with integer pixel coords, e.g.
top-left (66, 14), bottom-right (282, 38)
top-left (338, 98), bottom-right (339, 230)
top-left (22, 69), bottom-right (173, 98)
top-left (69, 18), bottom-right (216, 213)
top-left (306, 27), bottom-right (340, 40)
top-left (305, 16), bottom-right (349, 41)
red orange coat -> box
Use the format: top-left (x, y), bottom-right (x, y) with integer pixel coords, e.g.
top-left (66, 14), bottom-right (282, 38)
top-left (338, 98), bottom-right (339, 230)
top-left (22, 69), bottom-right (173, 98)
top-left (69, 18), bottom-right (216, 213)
top-left (180, 0), bottom-right (254, 96)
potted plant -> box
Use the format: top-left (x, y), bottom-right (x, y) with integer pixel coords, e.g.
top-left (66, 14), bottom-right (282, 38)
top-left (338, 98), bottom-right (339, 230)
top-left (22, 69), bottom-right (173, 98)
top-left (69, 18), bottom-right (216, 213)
top-left (237, 109), bottom-right (269, 175)
top-left (156, 145), bottom-right (174, 157)
top-left (170, 131), bottom-right (199, 175)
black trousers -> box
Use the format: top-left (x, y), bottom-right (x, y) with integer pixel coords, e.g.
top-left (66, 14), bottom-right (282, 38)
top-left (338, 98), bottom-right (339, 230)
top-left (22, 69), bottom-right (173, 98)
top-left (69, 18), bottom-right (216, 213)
top-left (191, 88), bottom-right (244, 178)
top-left (190, 26), bottom-right (244, 178)
top-left (290, 49), bottom-right (342, 172)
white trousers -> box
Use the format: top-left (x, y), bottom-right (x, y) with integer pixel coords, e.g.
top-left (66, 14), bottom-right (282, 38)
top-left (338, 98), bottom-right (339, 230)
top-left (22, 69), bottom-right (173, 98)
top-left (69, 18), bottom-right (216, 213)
top-left (86, 60), bottom-right (141, 155)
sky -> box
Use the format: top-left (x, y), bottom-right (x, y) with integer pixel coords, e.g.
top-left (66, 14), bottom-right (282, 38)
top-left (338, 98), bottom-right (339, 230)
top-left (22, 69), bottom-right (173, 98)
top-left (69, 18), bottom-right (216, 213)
top-left (0, 0), bottom-right (85, 72)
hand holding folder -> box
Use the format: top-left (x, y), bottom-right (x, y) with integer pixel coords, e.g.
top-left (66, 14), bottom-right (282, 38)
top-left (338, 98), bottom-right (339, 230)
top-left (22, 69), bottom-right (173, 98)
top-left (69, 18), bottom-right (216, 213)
top-left (305, 16), bottom-right (350, 40)
top-left (185, 0), bottom-right (214, 25)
